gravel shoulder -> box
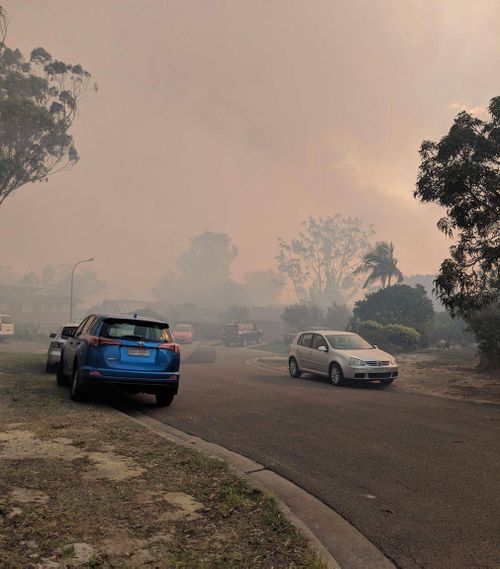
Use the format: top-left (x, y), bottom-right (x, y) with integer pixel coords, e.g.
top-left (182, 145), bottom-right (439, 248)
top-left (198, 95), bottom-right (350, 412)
top-left (0, 353), bottom-right (325, 569)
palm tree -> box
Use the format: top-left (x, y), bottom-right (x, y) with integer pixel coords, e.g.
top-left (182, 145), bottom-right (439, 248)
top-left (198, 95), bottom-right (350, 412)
top-left (354, 241), bottom-right (404, 289)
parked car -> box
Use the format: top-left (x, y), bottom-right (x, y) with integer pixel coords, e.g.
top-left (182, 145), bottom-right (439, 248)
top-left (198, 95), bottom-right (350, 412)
top-left (221, 322), bottom-right (263, 346)
top-left (288, 330), bottom-right (398, 386)
top-left (172, 323), bottom-right (194, 344)
top-left (0, 314), bottom-right (14, 340)
top-left (57, 314), bottom-right (180, 406)
top-left (46, 322), bottom-right (80, 373)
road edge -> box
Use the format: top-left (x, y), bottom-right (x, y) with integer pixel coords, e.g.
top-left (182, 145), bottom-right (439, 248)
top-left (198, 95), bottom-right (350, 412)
top-left (119, 409), bottom-right (395, 569)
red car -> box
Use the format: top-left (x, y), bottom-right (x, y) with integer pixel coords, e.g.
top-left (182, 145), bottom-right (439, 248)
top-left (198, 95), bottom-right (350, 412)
top-left (172, 324), bottom-right (194, 344)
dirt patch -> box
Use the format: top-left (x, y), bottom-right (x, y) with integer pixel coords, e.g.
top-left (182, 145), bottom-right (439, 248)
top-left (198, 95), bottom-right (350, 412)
top-left (397, 348), bottom-right (500, 404)
top-left (0, 352), bottom-right (324, 569)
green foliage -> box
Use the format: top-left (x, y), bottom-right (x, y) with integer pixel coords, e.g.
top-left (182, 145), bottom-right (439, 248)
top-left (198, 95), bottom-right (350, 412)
top-left (415, 97), bottom-right (500, 317)
top-left (281, 303), bottom-right (350, 331)
top-left (466, 306), bottom-right (500, 369)
top-left (351, 320), bottom-right (421, 352)
top-left (429, 311), bottom-right (472, 345)
top-left (152, 231), bottom-right (248, 308)
top-left (354, 240), bottom-right (403, 289)
top-left (277, 215), bottom-right (373, 306)
top-left (0, 7), bottom-right (94, 205)
top-left (353, 284), bottom-right (434, 334)
top-left (404, 274), bottom-right (443, 310)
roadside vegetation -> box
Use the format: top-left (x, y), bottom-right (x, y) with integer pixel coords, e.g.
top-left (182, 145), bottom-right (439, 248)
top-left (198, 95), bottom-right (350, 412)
top-left (0, 353), bottom-right (325, 569)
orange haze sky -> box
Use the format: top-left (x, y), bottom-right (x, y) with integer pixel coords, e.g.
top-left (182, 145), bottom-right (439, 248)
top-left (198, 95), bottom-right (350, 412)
top-left (1, 0), bottom-right (499, 299)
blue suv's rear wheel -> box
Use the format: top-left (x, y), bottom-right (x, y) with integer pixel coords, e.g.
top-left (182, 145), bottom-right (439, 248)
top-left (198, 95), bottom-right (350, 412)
top-left (156, 390), bottom-right (175, 407)
top-left (70, 366), bottom-right (86, 402)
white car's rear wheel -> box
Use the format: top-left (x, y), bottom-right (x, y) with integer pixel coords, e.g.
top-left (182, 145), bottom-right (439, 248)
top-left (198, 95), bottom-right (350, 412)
top-left (288, 357), bottom-right (301, 378)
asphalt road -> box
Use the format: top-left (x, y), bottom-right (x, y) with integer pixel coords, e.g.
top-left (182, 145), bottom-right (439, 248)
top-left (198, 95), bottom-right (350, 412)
top-left (123, 344), bottom-right (500, 569)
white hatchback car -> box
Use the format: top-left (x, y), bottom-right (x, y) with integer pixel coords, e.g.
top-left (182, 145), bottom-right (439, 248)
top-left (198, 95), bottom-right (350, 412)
top-left (288, 330), bottom-right (398, 386)
top-left (46, 322), bottom-right (80, 373)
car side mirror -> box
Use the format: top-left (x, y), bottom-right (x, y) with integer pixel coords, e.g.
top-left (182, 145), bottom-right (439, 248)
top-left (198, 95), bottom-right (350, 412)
top-left (49, 333), bottom-right (56, 338)
top-left (318, 345), bottom-right (328, 352)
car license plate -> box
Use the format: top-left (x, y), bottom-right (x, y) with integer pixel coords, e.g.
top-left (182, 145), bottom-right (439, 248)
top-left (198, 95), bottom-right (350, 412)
top-left (128, 348), bottom-right (150, 357)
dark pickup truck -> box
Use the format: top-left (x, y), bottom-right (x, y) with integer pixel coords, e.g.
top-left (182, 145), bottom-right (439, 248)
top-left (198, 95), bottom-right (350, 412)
top-left (221, 323), bottom-right (263, 346)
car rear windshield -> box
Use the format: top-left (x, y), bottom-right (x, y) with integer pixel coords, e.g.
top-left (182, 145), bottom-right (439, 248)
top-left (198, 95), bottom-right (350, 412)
top-left (326, 334), bottom-right (374, 350)
top-left (100, 319), bottom-right (173, 343)
top-left (0, 316), bottom-right (13, 324)
top-left (175, 325), bottom-right (191, 332)
top-left (61, 326), bottom-right (77, 339)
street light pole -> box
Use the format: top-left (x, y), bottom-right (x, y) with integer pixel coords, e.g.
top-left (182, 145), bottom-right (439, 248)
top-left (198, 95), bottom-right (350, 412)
top-left (70, 257), bottom-right (94, 321)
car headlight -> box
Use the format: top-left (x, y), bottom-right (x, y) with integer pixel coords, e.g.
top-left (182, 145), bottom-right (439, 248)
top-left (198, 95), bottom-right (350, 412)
top-left (390, 358), bottom-right (397, 366)
top-left (348, 357), bottom-right (366, 366)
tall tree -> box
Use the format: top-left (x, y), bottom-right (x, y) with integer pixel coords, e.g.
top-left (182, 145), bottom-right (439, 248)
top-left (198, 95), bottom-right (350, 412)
top-left (0, 6), bottom-right (94, 207)
top-left (353, 240), bottom-right (403, 289)
top-left (152, 231), bottom-right (248, 308)
top-left (277, 215), bottom-right (373, 306)
top-left (414, 97), bottom-right (500, 316)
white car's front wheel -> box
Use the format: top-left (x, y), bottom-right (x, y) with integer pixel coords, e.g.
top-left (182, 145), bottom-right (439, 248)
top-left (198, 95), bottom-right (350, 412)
top-left (329, 363), bottom-right (344, 386)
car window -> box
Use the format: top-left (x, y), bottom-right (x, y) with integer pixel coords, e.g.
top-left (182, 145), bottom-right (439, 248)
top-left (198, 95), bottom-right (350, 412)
top-left (312, 334), bottom-right (328, 350)
top-left (99, 319), bottom-right (173, 343)
top-left (61, 326), bottom-right (78, 339)
top-left (81, 316), bottom-right (98, 336)
top-left (326, 334), bottom-right (374, 350)
top-left (74, 317), bottom-right (90, 337)
top-left (298, 333), bottom-right (313, 347)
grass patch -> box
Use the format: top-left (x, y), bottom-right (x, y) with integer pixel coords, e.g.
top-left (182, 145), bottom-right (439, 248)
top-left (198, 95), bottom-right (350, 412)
top-left (0, 352), bottom-right (326, 569)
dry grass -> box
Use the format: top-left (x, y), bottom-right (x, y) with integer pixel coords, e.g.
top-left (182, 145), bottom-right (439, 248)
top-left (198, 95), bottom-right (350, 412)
top-left (0, 353), bottom-right (325, 569)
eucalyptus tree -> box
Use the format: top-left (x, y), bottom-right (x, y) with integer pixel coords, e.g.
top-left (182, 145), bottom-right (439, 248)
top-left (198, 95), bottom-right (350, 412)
top-left (0, 6), bottom-right (94, 207)
top-left (277, 215), bottom-right (373, 306)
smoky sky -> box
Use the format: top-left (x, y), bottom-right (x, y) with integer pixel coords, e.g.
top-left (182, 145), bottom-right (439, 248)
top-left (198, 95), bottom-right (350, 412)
top-left (1, 0), bottom-right (499, 299)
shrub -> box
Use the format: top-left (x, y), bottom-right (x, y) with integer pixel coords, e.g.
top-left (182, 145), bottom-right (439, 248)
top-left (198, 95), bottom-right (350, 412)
top-left (466, 306), bottom-right (500, 369)
top-left (353, 284), bottom-right (434, 334)
top-left (351, 319), bottom-right (420, 352)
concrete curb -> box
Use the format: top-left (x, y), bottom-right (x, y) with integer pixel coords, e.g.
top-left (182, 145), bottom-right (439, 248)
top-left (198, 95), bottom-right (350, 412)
top-left (119, 409), bottom-right (395, 569)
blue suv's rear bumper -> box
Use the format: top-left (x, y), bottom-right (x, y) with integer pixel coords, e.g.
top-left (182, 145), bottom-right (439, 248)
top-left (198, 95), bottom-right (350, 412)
top-left (79, 366), bottom-right (179, 392)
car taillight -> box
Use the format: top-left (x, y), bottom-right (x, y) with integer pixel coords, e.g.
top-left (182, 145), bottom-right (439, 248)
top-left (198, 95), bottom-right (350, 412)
top-left (88, 336), bottom-right (122, 347)
top-left (157, 342), bottom-right (180, 353)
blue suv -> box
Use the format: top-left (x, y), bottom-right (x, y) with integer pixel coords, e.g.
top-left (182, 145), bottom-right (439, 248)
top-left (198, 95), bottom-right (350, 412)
top-left (57, 314), bottom-right (180, 406)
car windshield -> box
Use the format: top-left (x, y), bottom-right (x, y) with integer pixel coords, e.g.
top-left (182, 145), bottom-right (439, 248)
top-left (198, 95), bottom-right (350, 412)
top-left (61, 326), bottom-right (77, 339)
top-left (175, 325), bottom-right (191, 332)
top-left (100, 319), bottom-right (173, 343)
top-left (326, 334), bottom-right (374, 350)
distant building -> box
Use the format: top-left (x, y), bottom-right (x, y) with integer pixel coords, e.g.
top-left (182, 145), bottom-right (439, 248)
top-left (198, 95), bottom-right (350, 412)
top-left (0, 284), bottom-right (71, 331)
